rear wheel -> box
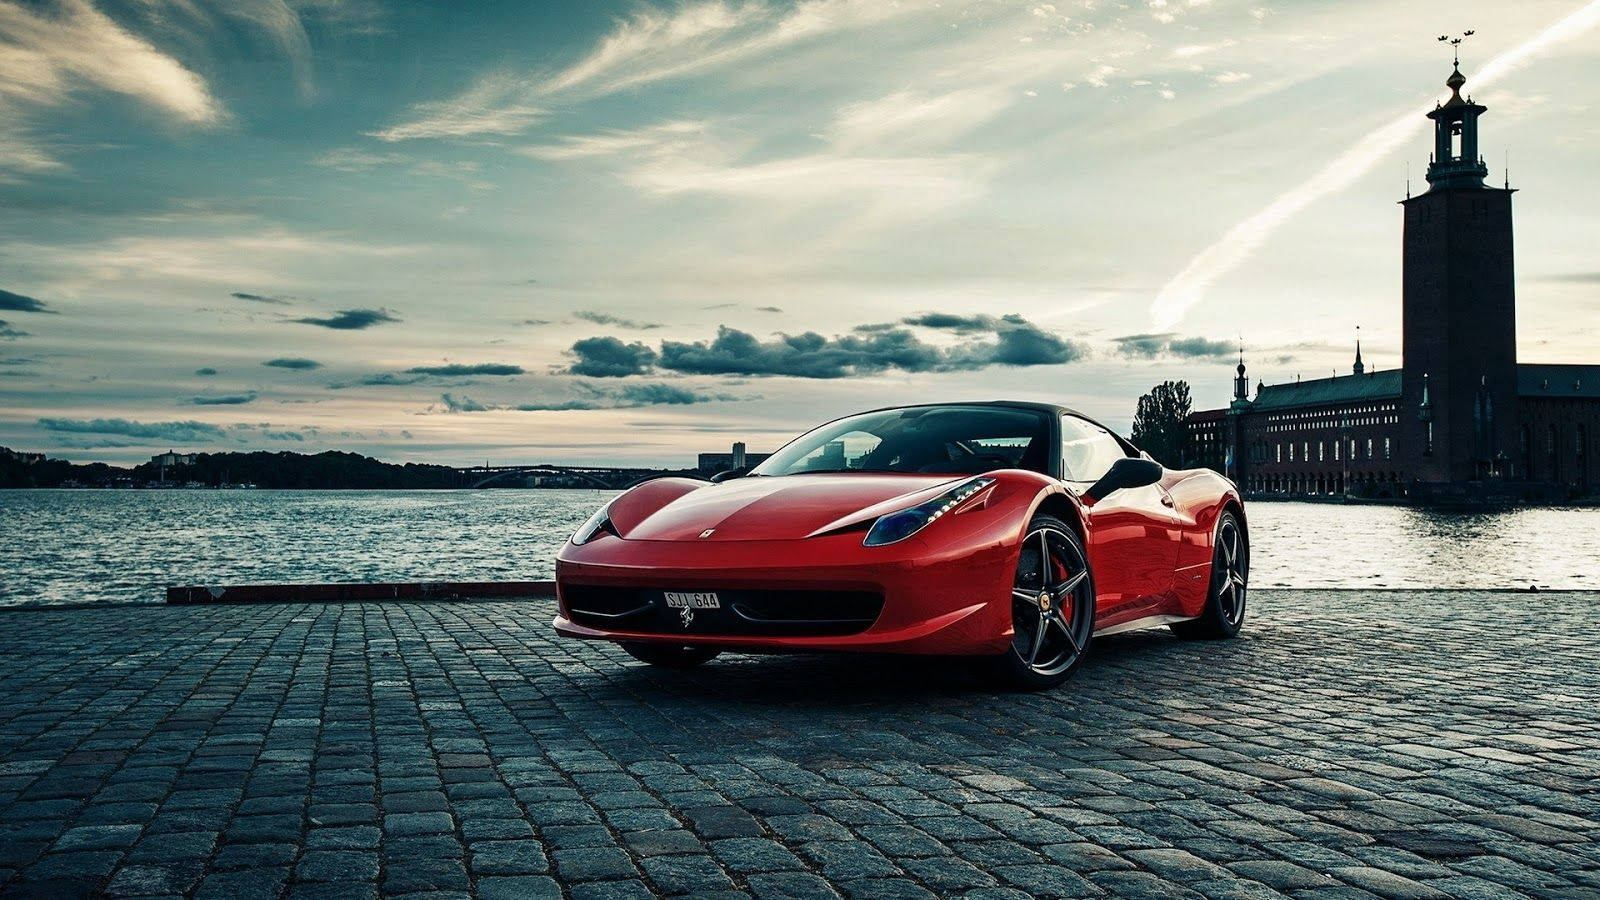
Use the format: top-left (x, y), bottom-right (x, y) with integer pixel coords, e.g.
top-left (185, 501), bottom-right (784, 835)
top-left (1172, 510), bottom-right (1248, 640)
top-left (620, 642), bottom-right (722, 668)
top-left (984, 515), bottom-right (1095, 690)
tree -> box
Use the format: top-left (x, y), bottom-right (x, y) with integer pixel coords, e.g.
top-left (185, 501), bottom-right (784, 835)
top-left (1131, 380), bottom-right (1193, 466)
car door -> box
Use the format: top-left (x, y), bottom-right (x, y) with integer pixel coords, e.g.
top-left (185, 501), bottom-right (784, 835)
top-left (1060, 415), bottom-right (1183, 614)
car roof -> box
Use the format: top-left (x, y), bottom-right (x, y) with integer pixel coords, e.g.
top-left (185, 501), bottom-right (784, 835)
top-left (850, 399), bottom-right (1093, 424)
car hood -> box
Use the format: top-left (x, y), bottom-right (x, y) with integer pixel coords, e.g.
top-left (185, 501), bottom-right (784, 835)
top-left (614, 473), bottom-right (964, 542)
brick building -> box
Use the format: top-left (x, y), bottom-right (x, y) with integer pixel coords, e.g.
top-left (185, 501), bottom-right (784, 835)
top-left (1189, 60), bottom-right (1600, 500)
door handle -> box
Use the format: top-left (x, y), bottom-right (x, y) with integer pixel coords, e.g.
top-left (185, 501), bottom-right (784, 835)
top-left (1159, 491), bottom-right (1175, 507)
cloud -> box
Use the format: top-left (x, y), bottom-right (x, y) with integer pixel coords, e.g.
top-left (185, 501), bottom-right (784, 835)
top-left (328, 372), bottom-right (426, 389)
top-left (0, 288), bottom-right (53, 313)
top-left (0, 319), bottom-right (27, 340)
top-left (522, 120), bottom-right (706, 161)
top-left (194, 367), bottom-right (218, 376)
top-left (1114, 333), bottom-right (1235, 359)
top-left (263, 357), bottom-right (322, 370)
top-left (378, 0), bottom-right (926, 143)
top-left (0, 0), bottom-right (225, 178)
top-left (231, 291), bottom-right (290, 305)
top-left (37, 417), bottom-right (229, 443)
top-left (1541, 272), bottom-right (1600, 284)
top-left (1114, 333), bottom-right (1169, 358)
top-left (653, 315), bottom-right (1085, 379)
top-left (901, 312), bottom-right (998, 334)
top-left (293, 308), bottom-right (401, 330)
top-left (1167, 336), bottom-right (1235, 358)
top-left (562, 314), bottom-right (1085, 380)
top-left (404, 363), bottom-right (525, 376)
top-left (438, 393), bottom-right (490, 413)
top-left (370, 71), bottom-right (545, 141)
top-left (567, 337), bottom-right (659, 378)
top-left (573, 310), bottom-right (662, 330)
top-left (757, 306), bottom-right (782, 313)
top-left (1150, 0), bottom-right (1600, 328)
top-left (436, 383), bottom-right (731, 413)
top-left (518, 318), bottom-right (551, 326)
top-left (189, 392), bottom-right (259, 406)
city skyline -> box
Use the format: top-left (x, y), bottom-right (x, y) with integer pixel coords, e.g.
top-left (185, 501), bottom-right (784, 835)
top-left (2, 0), bottom-right (1599, 466)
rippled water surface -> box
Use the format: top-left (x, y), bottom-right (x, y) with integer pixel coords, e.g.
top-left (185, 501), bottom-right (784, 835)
top-left (1, 489), bottom-right (1596, 606)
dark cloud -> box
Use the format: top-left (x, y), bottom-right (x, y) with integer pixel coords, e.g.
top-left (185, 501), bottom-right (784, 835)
top-left (613, 383), bottom-right (710, 406)
top-left (440, 383), bottom-right (729, 413)
top-left (567, 337), bottom-right (658, 377)
top-left (439, 393), bottom-right (490, 413)
top-left (0, 289), bottom-right (54, 313)
top-left (1113, 333), bottom-right (1170, 358)
top-left (328, 372), bottom-right (426, 389)
top-left (973, 315), bottom-right (1087, 366)
top-left (230, 291), bottom-right (290, 305)
top-left (757, 306), bottom-right (783, 313)
top-left (405, 363), bottom-right (525, 376)
top-left (518, 318), bottom-right (551, 326)
top-left (37, 417), bottom-right (228, 442)
top-left (1166, 336), bottom-right (1235, 358)
top-left (573, 310), bottom-right (662, 329)
top-left (263, 357), bottom-right (322, 370)
top-left (0, 319), bottom-right (28, 340)
top-left (190, 392), bottom-right (259, 405)
top-left (652, 316), bottom-right (1084, 379)
top-left (902, 312), bottom-right (997, 334)
top-left (1114, 333), bottom-right (1234, 359)
top-left (294, 308), bottom-right (401, 330)
top-left (195, 367), bottom-right (218, 376)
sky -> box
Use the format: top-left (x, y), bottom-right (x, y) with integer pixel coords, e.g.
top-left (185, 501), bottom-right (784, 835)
top-left (1, 0), bottom-right (1598, 468)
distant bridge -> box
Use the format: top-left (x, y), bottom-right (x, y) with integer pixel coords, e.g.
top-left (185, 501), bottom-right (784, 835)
top-left (457, 464), bottom-right (703, 490)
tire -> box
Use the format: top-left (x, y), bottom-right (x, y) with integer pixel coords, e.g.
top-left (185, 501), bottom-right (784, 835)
top-left (1172, 509), bottom-right (1248, 640)
top-left (983, 514), bottom-right (1096, 691)
top-left (620, 642), bottom-right (722, 668)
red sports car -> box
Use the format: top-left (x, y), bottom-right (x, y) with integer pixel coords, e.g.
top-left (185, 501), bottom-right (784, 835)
top-left (554, 402), bottom-right (1247, 689)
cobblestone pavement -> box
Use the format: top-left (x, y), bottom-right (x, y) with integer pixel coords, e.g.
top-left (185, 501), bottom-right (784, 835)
top-left (1, 590), bottom-right (1597, 899)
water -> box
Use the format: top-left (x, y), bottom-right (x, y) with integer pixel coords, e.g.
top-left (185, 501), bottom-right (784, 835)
top-left (0, 489), bottom-right (1596, 606)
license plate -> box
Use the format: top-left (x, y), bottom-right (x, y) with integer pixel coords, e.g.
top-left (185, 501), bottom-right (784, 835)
top-left (663, 591), bottom-right (721, 609)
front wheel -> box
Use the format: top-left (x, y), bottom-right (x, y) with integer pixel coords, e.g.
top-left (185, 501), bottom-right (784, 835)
top-left (983, 515), bottom-right (1096, 690)
top-left (620, 642), bottom-right (722, 668)
top-left (1171, 509), bottom-right (1248, 640)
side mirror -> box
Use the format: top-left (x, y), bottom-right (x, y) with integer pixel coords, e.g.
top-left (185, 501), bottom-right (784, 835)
top-left (1082, 457), bottom-right (1162, 504)
top-left (709, 466), bottom-right (750, 483)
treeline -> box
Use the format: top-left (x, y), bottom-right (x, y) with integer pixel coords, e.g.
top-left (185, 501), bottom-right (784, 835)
top-left (1, 448), bottom-right (470, 489)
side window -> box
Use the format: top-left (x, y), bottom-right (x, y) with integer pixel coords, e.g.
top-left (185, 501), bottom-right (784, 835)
top-left (1060, 415), bottom-right (1128, 482)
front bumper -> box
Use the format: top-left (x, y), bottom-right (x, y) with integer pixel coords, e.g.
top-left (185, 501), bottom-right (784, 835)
top-left (553, 532), bottom-right (1016, 655)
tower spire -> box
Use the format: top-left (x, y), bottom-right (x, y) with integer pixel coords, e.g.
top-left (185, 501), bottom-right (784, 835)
top-left (1232, 339), bottom-right (1249, 403)
top-left (1353, 325), bottom-right (1365, 375)
top-left (1426, 31), bottom-right (1488, 190)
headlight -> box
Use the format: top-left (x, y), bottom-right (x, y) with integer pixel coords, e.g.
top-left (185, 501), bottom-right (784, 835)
top-left (571, 502), bottom-right (615, 545)
top-left (863, 477), bottom-right (994, 547)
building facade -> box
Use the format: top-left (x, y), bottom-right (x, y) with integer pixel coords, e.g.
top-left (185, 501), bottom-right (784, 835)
top-left (1188, 61), bottom-right (1600, 500)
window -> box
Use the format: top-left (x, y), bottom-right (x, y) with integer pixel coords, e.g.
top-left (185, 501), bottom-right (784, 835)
top-left (753, 405), bottom-right (1051, 477)
top-left (1367, 438), bottom-right (1374, 459)
top-left (1276, 443), bottom-right (1283, 463)
top-left (1384, 437), bottom-right (1392, 459)
top-left (1318, 442), bottom-right (1325, 462)
top-left (1060, 415), bottom-right (1129, 482)
top-left (1334, 441), bottom-right (1341, 462)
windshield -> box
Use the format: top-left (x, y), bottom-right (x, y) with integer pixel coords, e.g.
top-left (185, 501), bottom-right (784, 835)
top-left (751, 405), bottom-right (1051, 477)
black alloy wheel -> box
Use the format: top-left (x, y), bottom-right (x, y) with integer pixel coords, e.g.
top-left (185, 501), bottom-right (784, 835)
top-left (1172, 509), bottom-right (1248, 640)
top-left (986, 514), bottom-right (1095, 690)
